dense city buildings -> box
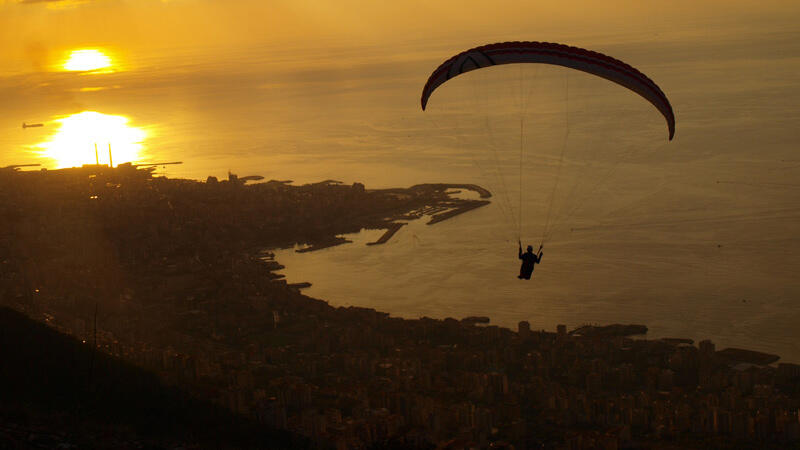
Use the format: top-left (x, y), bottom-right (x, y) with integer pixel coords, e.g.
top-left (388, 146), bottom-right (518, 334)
top-left (1, 165), bottom-right (798, 449)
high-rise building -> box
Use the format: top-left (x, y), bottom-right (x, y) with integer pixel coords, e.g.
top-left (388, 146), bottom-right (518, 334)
top-left (518, 321), bottom-right (530, 339)
top-left (699, 340), bottom-right (716, 359)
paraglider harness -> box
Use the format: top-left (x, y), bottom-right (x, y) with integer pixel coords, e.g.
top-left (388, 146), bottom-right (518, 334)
top-left (518, 242), bottom-right (543, 280)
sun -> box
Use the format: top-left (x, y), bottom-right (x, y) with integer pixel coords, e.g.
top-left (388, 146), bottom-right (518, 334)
top-left (36, 111), bottom-right (147, 168)
top-left (63, 49), bottom-right (113, 72)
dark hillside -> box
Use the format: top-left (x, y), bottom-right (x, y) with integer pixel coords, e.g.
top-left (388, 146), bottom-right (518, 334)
top-left (0, 306), bottom-right (304, 449)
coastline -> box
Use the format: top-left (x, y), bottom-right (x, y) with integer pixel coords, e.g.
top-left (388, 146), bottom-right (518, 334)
top-left (367, 222), bottom-right (405, 246)
top-left (295, 236), bottom-right (353, 253)
top-left (295, 183), bottom-right (492, 252)
top-left (427, 200), bottom-right (490, 225)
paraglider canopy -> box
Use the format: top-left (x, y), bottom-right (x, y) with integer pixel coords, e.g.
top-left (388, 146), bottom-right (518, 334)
top-left (421, 41), bottom-right (675, 140)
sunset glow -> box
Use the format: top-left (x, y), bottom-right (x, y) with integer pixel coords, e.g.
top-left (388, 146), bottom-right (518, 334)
top-left (62, 49), bottom-right (113, 72)
top-left (36, 111), bottom-right (146, 168)
top-left (3, 0), bottom-right (800, 446)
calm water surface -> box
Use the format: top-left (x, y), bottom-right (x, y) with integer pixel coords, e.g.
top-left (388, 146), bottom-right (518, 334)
top-left (2, 31), bottom-right (799, 362)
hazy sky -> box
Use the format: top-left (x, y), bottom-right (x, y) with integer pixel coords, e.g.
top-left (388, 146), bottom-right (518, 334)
top-left (2, 0), bottom-right (800, 359)
top-left (2, 0), bottom-right (799, 177)
top-left (2, 0), bottom-right (799, 73)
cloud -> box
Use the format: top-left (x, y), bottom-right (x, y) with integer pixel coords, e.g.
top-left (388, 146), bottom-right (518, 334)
top-left (16, 0), bottom-right (93, 8)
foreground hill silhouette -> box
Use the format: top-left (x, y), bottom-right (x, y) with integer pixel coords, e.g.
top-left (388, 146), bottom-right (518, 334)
top-left (0, 306), bottom-right (304, 448)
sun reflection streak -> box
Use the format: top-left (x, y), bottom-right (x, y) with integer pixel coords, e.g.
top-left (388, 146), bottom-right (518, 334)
top-left (36, 112), bottom-right (147, 168)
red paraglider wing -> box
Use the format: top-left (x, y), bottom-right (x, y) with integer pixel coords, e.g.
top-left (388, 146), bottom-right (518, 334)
top-left (420, 41), bottom-right (675, 140)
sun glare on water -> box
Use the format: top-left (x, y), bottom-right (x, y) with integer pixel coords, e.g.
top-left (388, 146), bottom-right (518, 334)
top-left (36, 112), bottom-right (147, 168)
top-left (63, 49), bottom-right (113, 72)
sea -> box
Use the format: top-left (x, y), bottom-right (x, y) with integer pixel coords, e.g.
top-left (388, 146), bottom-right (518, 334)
top-left (2, 28), bottom-right (799, 362)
